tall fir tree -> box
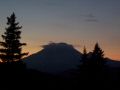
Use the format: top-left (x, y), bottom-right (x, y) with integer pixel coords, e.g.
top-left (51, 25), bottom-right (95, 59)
top-left (91, 43), bottom-right (104, 67)
top-left (0, 13), bottom-right (28, 62)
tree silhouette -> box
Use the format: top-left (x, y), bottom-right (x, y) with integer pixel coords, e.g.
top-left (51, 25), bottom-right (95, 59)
top-left (0, 13), bottom-right (28, 62)
top-left (90, 43), bottom-right (105, 68)
top-left (81, 46), bottom-right (88, 66)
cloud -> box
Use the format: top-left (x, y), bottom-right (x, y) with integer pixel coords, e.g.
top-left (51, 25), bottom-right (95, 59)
top-left (80, 13), bottom-right (98, 22)
top-left (81, 13), bottom-right (95, 18)
top-left (85, 18), bottom-right (98, 22)
top-left (40, 42), bottom-right (81, 48)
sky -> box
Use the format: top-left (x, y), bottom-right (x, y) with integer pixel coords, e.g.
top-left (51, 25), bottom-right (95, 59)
top-left (0, 0), bottom-right (120, 60)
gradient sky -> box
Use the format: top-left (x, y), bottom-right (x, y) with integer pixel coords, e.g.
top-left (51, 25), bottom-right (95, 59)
top-left (0, 0), bottom-right (120, 60)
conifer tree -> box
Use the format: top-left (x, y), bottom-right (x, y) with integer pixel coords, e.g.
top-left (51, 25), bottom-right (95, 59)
top-left (91, 43), bottom-right (104, 67)
top-left (0, 13), bottom-right (28, 62)
top-left (82, 46), bottom-right (87, 58)
top-left (82, 46), bottom-right (88, 65)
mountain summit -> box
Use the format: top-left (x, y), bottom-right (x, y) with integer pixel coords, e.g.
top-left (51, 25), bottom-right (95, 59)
top-left (24, 42), bottom-right (82, 74)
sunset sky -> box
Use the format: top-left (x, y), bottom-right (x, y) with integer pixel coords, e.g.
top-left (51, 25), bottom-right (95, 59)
top-left (0, 0), bottom-right (120, 60)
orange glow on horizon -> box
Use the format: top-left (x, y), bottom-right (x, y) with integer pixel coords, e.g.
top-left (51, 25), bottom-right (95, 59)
top-left (106, 53), bottom-right (120, 61)
top-left (23, 46), bottom-right (120, 61)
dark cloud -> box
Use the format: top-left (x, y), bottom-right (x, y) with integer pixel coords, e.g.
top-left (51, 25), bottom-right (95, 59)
top-left (42, 42), bottom-right (74, 49)
top-left (85, 18), bottom-right (98, 22)
top-left (80, 13), bottom-right (98, 22)
top-left (40, 42), bottom-right (81, 49)
top-left (81, 13), bottom-right (95, 18)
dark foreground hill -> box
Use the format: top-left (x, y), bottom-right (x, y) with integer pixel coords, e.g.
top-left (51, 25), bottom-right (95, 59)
top-left (0, 61), bottom-right (81, 90)
top-left (0, 61), bottom-right (120, 90)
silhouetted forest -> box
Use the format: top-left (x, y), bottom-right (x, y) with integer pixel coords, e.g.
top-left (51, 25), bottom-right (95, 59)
top-left (0, 13), bottom-right (120, 90)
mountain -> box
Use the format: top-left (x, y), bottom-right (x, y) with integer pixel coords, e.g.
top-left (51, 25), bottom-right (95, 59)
top-left (87, 53), bottom-right (120, 68)
top-left (23, 42), bottom-right (82, 74)
top-left (105, 58), bottom-right (120, 68)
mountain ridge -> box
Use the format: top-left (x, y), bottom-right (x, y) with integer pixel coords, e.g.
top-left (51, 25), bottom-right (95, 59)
top-left (23, 43), bottom-right (82, 74)
top-left (23, 42), bottom-right (120, 74)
